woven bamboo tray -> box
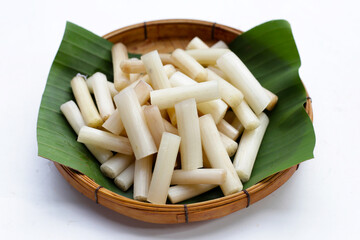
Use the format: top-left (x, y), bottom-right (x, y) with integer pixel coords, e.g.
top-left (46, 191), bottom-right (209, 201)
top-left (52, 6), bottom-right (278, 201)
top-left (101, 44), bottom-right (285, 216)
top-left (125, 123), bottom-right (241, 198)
top-left (54, 19), bottom-right (313, 224)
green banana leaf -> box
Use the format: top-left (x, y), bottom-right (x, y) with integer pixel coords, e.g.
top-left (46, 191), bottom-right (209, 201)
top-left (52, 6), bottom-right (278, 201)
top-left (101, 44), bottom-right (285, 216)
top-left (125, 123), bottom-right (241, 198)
top-left (37, 20), bottom-right (315, 203)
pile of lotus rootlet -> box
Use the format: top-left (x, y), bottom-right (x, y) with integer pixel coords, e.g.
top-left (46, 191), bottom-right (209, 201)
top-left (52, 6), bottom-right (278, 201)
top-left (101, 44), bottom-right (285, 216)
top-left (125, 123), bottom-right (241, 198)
top-left (60, 37), bottom-right (278, 204)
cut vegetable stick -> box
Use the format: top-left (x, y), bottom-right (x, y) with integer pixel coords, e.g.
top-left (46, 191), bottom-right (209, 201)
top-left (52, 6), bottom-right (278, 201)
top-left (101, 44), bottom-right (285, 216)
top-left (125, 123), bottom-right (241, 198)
top-left (217, 119), bottom-right (240, 141)
top-left (70, 76), bottom-right (103, 128)
top-left (114, 88), bottom-right (157, 160)
top-left (233, 113), bottom-right (269, 182)
top-left (102, 110), bottom-right (124, 135)
top-left (102, 80), bottom-right (152, 135)
top-left (264, 87), bottom-right (278, 111)
top-left (130, 73), bottom-right (141, 83)
top-left (112, 43), bottom-right (130, 91)
top-left (207, 65), bottom-right (229, 80)
top-left (175, 98), bottom-right (202, 170)
top-left (140, 53), bottom-right (177, 126)
top-left (169, 71), bottom-right (196, 86)
top-left (186, 49), bottom-right (229, 65)
top-left (169, 71), bottom-right (228, 124)
top-left (217, 51), bottom-right (270, 114)
top-left (156, 71), bottom-right (180, 126)
top-left (163, 64), bottom-right (177, 78)
top-left (60, 101), bottom-right (113, 164)
top-left (206, 68), bottom-right (244, 107)
top-left (143, 105), bottom-right (166, 148)
top-left (150, 81), bottom-right (220, 110)
top-left (120, 59), bottom-right (146, 73)
top-left (199, 114), bottom-right (243, 195)
top-left (114, 162), bottom-right (135, 191)
top-left (171, 169), bottom-right (226, 185)
top-left (197, 100), bottom-right (228, 124)
top-left (168, 184), bottom-right (216, 204)
top-left (162, 118), bottom-right (178, 135)
top-left (90, 72), bottom-right (115, 120)
top-left (85, 145), bottom-right (113, 164)
top-left (231, 116), bottom-right (244, 135)
top-left (141, 50), bottom-right (171, 90)
top-left (86, 78), bottom-right (119, 98)
top-left (125, 58), bottom-right (143, 80)
top-left (60, 101), bottom-right (86, 135)
top-left (133, 155), bottom-right (153, 201)
top-left (186, 37), bottom-right (209, 50)
top-left (78, 126), bottom-right (133, 155)
top-left (159, 53), bottom-right (174, 65)
top-left (125, 76), bottom-right (151, 91)
top-left (147, 133), bottom-right (181, 204)
top-left (224, 110), bottom-right (236, 123)
top-left (108, 82), bottom-right (119, 98)
top-left (100, 153), bottom-right (134, 179)
top-left (232, 100), bottom-right (260, 130)
top-left (219, 132), bottom-right (238, 157)
top-left (203, 134), bottom-right (238, 162)
top-left (171, 49), bottom-right (208, 82)
top-left (133, 80), bottom-right (153, 105)
top-left (211, 40), bottom-right (229, 49)
top-left (130, 64), bottom-right (175, 90)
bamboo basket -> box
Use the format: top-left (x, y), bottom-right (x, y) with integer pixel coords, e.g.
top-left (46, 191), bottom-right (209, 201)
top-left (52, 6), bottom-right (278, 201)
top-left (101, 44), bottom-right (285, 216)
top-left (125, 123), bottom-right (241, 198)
top-left (54, 19), bottom-right (313, 224)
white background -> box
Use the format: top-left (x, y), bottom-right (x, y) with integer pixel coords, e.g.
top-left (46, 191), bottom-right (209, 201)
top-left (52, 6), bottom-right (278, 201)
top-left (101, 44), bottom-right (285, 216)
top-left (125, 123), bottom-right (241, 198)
top-left (1, 0), bottom-right (359, 239)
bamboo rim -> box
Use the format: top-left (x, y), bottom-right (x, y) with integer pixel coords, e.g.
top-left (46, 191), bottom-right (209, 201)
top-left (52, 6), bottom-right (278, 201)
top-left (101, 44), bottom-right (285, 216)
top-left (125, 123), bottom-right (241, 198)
top-left (53, 19), bottom-right (314, 224)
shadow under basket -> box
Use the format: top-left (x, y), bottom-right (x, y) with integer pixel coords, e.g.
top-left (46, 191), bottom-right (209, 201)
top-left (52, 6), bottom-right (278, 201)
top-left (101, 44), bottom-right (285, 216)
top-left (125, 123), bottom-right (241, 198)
top-left (53, 19), bottom-right (314, 224)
